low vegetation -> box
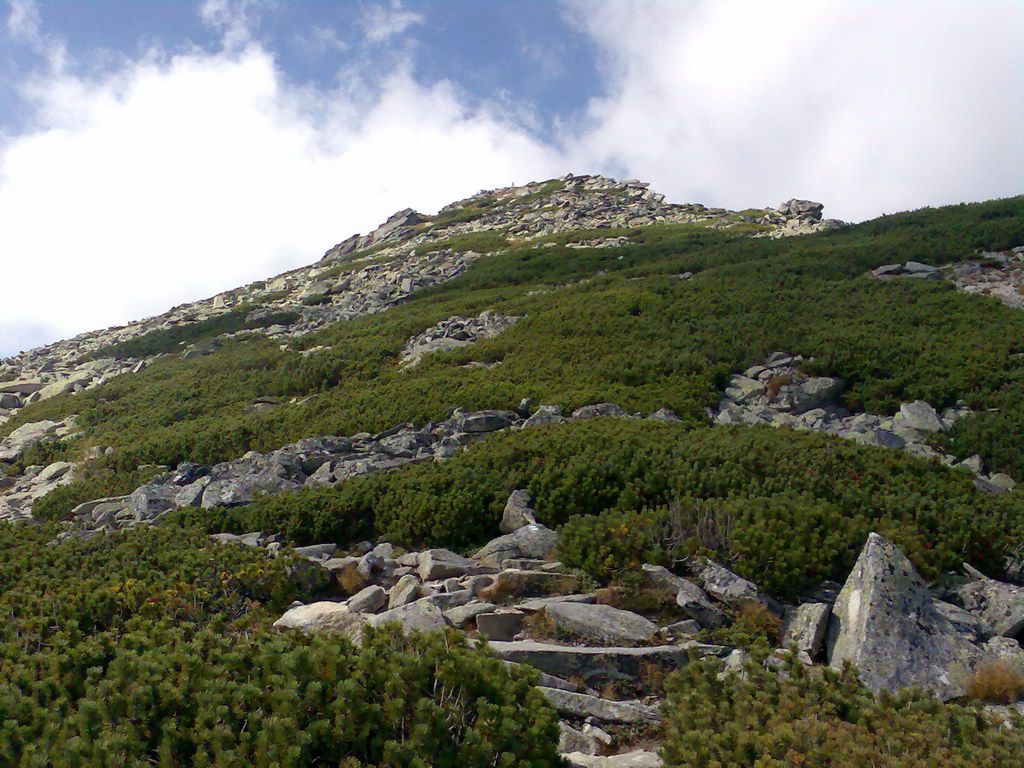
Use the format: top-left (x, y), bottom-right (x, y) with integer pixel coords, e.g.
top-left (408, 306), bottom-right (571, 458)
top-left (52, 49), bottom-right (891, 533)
top-left (660, 653), bottom-right (1024, 767)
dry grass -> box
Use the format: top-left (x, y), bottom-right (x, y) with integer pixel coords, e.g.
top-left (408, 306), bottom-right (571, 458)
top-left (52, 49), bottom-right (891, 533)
top-left (765, 374), bottom-right (793, 401)
top-left (965, 660), bottom-right (1024, 704)
top-left (522, 610), bottom-right (558, 640)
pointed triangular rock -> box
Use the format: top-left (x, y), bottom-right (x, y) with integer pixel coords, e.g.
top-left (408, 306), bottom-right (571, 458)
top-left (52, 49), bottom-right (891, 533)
top-left (827, 532), bottom-right (981, 700)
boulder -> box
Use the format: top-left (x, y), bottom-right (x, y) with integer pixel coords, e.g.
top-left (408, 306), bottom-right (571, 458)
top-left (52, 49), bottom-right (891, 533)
top-left (444, 601), bottom-right (496, 626)
top-left (545, 602), bottom-right (658, 646)
top-left (474, 524), bottom-right (557, 568)
top-left (827, 533), bottom-right (982, 699)
top-left (0, 420), bottom-right (63, 462)
top-left (346, 585), bottom-right (387, 614)
top-left (273, 602), bottom-right (366, 637)
top-left (455, 410), bottom-right (516, 433)
top-left (558, 723), bottom-right (601, 756)
top-left (500, 489), bottom-right (538, 533)
top-left (898, 401), bottom-right (945, 433)
top-left (778, 199), bottom-right (824, 219)
top-left (955, 575), bottom-right (1024, 638)
top-left (418, 549), bottom-right (486, 581)
top-left (539, 688), bottom-right (659, 724)
top-left (781, 603), bottom-right (831, 657)
top-left (642, 564), bottom-right (725, 628)
top-left (571, 404), bottom-right (629, 420)
top-left (563, 751), bottom-right (662, 768)
top-left (487, 640), bottom-right (726, 686)
top-left (690, 558), bottom-right (782, 616)
top-left (388, 574), bottom-right (422, 608)
top-left (523, 405), bottom-right (566, 428)
top-left (368, 600), bottom-right (449, 634)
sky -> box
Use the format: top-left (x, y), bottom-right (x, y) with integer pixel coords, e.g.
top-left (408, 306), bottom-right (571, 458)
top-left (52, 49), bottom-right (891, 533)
top-left (1, 0), bottom-right (1021, 358)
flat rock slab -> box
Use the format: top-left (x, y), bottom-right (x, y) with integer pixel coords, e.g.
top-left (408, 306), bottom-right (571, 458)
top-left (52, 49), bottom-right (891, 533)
top-left (827, 533), bottom-right (981, 699)
top-left (517, 594), bottom-right (597, 611)
top-left (488, 640), bottom-right (726, 685)
top-left (564, 751), bottom-right (663, 768)
top-left (545, 602), bottom-right (658, 646)
top-left (539, 687), bottom-right (659, 723)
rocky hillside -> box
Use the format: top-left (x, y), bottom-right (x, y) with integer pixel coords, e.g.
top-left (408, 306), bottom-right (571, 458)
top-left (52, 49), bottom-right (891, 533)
top-left (2, 176), bottom-right (1024, 767)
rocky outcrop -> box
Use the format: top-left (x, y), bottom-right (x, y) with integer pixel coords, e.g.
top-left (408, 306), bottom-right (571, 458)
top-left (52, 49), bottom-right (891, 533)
top-left (954, 572), bottom-right (1024, 639)
top-left (827, 533), bottom-right (982, 699)
top-left (400, 310), bottom-right (521, 367)
top-left (713, 352), bottom-right (1013, 492)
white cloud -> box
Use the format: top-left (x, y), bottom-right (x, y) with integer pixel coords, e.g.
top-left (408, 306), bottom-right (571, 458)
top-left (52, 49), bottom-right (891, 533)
top-left (0, 37), bottom-right (560, 356)
top-left (361, 1), bottom-right (424, 43)
top-left (2, 0), bottom-right (1022, 357)
top-left (198, 0), bottom-right (275, 49)
top-left (563, 0), bottom-right (1024, 221)
top-left (6, 0), bottom-right (39, 40)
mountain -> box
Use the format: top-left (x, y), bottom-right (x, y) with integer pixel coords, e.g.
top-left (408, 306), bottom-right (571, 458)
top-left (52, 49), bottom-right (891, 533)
top-left (1, 175), bottom-right (1024, 766)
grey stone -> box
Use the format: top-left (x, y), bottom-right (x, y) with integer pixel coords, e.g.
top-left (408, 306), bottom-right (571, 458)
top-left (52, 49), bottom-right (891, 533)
top-left (456, 410), bottom-right (516, 433)
top-left (955, 575), bottom-right (1024, 638)
top-left (558, 723), bottom-right (601, 756)
top-left (474, 524), bottom-right (557, 568)
top-left (293, 543), bottom-right (337, 560)
top-left (933, 599), bottom-right (987, 642)
top-left (663, 619), bottom-right (701, 637)
top-left (500, 489), bottom-right (538, 533)
top-left (903, 261), bottom-right (940, 274)
top-left (418, 549), bottom-right (486, 581)
top-left (539, 688), bottom-right (659, 724)
top-left (691, 558), bottom-right (782, 616)
top-left (724, 375), bottom-right (765, 403)
top-left (273, 602), bottom-right (366, 637)
top-left (346, 585), bottom-right (387, 614)
top-left (563, 751), bottom-right (662, 768)
top-left (477, 610), bottom-right (525, 640)
top-left (570, 403), bottom-right (629, 420)
top-left (545, 602), bottom-right (658, 646)
top-left (648, 408), bottom-right (680, 422)
top-left (872, 263), bottom-right (905, 276)
top-left (642, 564), bottom-right (725, 628)
top-left (488, 640), bottom-right (726, 687)
top-left (368, 600), bottom-right (449, 634)
top-left (516, 594), bottom-right (597, 611)
top-left (781, 603), bottom-right (831, 657)
top-left (444, 601), bottom-right (496, 626)
top-left (523, 405), bottom-right (566, 428)
top-left (827, 533), bottom-right (982, 699)
top-left (388, 574), bottom-right (422, 608)
top-left (899, 400), bottom-right (945, 432)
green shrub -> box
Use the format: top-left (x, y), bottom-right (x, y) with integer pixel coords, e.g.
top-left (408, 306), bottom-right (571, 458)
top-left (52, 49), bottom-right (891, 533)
top-left (0, 625), bottom-right (561, 767)
top-left (659, 653), bottom-right (1024, 767)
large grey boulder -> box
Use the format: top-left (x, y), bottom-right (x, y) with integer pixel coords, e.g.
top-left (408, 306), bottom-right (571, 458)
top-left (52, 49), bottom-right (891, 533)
top-left (273, 602), bottom-right (367, 637)
top-left (500, 489), bottom-right (538, 533)
top-left (954, 575), bottom-right (1024, 638)
top-left (545, 603), bottom-right (658, 645)
top-left (898, 401), bottom-right (945, 433)
top-left (346, 585), bottom-right (387, 614)
top-left (368, 600), bottom-right (449, 634)
top-left (827, 533), bottom-right (981, 699)
top-left (779, 377), bottom-right (844, 414)
top-left (487, 640), bottom-right (726, 686)
top-left (474, 524), bottom-right (557, 568)
top-left (417, 548), bottom-right (487, 581)
top-left (564, 751), bottom-right (662, 768)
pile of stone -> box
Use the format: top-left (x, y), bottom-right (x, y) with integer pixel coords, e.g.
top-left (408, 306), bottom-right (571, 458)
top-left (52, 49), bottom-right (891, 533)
top-left (756, 198), bottom-right (845, 238)
top-left (48, 402), bottom-right (676, 532)
top-left (946, 249), bottom-right (1024, 311)
top-left (870, 260), bottom-right (943, 280)
top-left (250, 499), bottom-right (1024, 759)
top-left (713, 352), bottom-right (1015, 494)
top-left (400, 311), bottom-right (522, 367)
